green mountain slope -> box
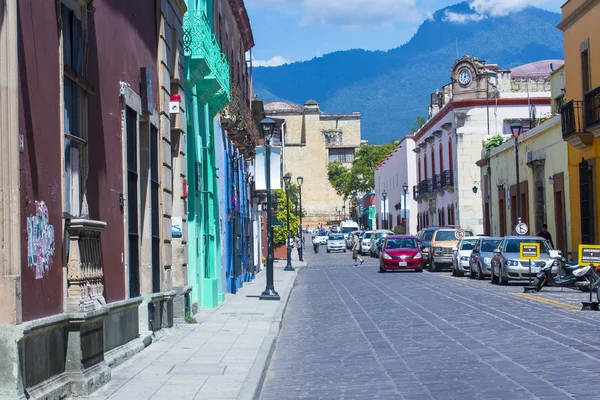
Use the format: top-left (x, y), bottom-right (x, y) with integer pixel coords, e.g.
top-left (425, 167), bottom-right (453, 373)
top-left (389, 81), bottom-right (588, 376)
top-left (253, 2), bottom-right (563, 144)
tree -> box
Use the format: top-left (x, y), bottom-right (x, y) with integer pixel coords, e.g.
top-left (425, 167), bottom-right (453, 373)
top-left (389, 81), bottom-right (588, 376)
top-left (326, 144), bottom-right (396, 199)
top-left (409, 115), bottom-right (427, 134)
top-left (349, 144), bottom-right (396, 194)
top-left (327, 162), bottom-right (353, 199)
top-left (272, 188), bottom-right (300, 246)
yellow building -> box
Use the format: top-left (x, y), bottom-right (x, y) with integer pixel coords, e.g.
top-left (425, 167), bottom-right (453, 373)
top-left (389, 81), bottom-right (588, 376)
top-left (264, 100), bottom-right (362, 226)
top-left (558, 0), bottom-right (600, 253)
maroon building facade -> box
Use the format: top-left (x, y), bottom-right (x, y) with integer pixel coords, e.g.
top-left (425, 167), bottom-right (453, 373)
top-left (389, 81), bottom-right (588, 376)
top-left (0, 1), bottom-right (184, 398)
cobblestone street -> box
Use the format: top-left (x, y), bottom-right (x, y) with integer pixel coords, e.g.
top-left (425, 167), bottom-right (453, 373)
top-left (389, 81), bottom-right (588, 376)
top-left (261, 244), bottom-right (600, 400)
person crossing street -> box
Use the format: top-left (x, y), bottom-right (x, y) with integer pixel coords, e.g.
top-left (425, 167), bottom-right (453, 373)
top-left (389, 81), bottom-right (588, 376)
top-left (351, 233), bottom-right (364, 266)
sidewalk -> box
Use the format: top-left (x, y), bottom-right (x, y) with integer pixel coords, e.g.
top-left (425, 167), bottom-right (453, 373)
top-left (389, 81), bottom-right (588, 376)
top-left (75, 255), bottom-right (302, 400)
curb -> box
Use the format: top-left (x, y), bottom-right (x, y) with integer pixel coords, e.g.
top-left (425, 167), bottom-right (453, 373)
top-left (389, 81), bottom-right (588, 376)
top-left (237, 269), bottom-right (300, 400)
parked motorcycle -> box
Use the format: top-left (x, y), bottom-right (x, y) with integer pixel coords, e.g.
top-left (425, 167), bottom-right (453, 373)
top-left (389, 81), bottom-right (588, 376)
top-left (534, 260), bottom-right (590, 292)
top-left (535, 262), bottom-right (600, 301)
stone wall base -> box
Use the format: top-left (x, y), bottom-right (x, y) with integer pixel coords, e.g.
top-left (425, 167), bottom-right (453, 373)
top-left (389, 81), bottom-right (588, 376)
top-left (0, 298), bottom-right (145, 400)
top-left (172, 286), bottom-right (193, 324)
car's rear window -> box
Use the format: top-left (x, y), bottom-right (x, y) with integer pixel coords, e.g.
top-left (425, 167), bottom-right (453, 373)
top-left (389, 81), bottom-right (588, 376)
top-left (385, 238), bottom-right (417, 249)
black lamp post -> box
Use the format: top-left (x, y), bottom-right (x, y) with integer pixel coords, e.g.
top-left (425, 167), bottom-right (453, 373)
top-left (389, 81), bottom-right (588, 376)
top-left (283, 173), bottom-right (294, 271)
top-left (510, 122), bottom-right (523, 228)
top-left (402, 183), bottom-right (408, 233)
top-left (297, 176), bottom-right (304, 261)
top-left (259, 118), bottom-right (280, 301)
top-left (342, 204), bottom-right (346, 220)
top-left (382, 190), bottom-right (388, 229)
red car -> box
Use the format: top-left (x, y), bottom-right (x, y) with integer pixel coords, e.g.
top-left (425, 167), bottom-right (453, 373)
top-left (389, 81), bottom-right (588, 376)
top-left (379, 235), bottom-right (424, 273)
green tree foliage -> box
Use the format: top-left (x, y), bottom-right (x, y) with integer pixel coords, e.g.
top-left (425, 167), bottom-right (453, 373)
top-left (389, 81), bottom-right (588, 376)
top-left (326, 144), bottom-right (396, 198)
top-left (272, 189), bottom-right (301, 246)
top-left (410, 116), bottom-right (427, 134)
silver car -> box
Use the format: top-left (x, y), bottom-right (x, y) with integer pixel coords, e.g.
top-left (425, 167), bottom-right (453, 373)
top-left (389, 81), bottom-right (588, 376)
top-left (491, 236), bottom-right (561, 285)
top-left (468, 237), bottom-right (502, 279)
top-left (327, 233), bottom-right (346, 253)
top-left (360, 231), bottom-right (374, 255)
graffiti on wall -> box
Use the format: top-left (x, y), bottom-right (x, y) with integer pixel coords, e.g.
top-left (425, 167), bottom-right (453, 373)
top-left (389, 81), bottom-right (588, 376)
top-left (27, 201), bottom-right (55, 279)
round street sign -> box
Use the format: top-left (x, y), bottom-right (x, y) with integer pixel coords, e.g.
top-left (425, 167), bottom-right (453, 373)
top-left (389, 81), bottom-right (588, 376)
top-left (515, 222), bottom-right (528, 236)
top-left (455, 229), bottom-right (466, 239)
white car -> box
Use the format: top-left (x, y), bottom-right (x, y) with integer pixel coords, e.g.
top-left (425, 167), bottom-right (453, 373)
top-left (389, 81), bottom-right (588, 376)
top-left (313, 231), bottom-right (329, 245)
top-left (327, 233), bottom-right (346, 253)
top-left (360, 231), bottom-right (374, 255)
top-left (452, 237), bottom-right (479, 277)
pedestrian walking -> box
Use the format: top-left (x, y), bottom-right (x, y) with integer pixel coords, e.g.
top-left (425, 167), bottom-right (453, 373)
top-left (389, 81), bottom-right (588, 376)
top-left (351, 233), bottom-right (364, 266)
top-left (296, 234), bottom-right (303, 259)
top-left (538, 224), bottom-right (554, 248)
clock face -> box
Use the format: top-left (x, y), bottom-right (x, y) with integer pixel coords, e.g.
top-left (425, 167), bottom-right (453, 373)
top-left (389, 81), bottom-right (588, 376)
top-left (458, 69), bottom-right (472, 85)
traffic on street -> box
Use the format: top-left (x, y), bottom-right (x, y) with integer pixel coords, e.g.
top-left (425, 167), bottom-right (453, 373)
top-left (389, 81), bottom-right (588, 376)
top-left (261, 234), bottom-right (600, 400)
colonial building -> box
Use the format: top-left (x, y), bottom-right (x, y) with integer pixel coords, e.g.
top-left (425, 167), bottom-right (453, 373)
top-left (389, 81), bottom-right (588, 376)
top-left (0, 0), bottom-right (190, 397)
top-left (374, 136), bottom-right (418, 234)
top-left (264, 100), bottom-right (362, 226)
top-left (413, 56), bottom-right (555, 234)
top-left (558, 0), bottom-right (600, 254)
top-left (479, 65), bottom-right (570, 254)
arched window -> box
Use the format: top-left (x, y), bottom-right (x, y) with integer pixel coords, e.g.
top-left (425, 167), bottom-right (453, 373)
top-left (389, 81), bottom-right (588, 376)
top-left (430, 146), bottom-right (435, 178)
top-left (424, 154), bottom-right (428, 179)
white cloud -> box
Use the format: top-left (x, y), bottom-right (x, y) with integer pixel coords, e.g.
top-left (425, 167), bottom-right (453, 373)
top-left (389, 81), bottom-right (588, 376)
top-left (443, 10), bottom-right (486, 24)
top-left (246, 0), bottom-right (422, 28)
top-left (469, 0), bottom-right (546, 16)
top-left (253, 55), bottom-right (292, 67)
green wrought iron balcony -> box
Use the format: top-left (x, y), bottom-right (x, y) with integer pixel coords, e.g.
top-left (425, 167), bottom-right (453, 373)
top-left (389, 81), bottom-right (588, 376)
top-left (183, 10), bottom-right (230, 104)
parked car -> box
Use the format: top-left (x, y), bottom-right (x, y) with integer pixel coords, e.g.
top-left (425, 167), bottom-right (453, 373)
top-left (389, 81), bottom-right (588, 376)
top-left (491, 236), bottom-right (561, 285)
top-left (360, 231), bottom-right (374, 255)
top-left (415, 227), bottom-right (443, 268)
top-left (452, 237), bottom-right (479, 277)
top-left (468, 237), bottom-right (502, 279)
top-left (341, 220), bottom-right (360, 240)
top-left (369, 230), bottom-right (394, 258)
top-left (314, 230), bottom-right (329, 245)
top-left (330, 225), bottom-right (341, 233)
top-left (428, 228), bottom-right (475, 272)
top-left (327, 233), bottom-right (346, 253)
top-left (346, 230), bottom-right (363, 249)
top-left (379, 235), bottom-right (424, 272)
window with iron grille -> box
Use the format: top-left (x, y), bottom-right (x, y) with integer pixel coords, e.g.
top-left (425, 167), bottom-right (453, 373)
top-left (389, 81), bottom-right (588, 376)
top-left (328, 149), bottom-right (355, 163)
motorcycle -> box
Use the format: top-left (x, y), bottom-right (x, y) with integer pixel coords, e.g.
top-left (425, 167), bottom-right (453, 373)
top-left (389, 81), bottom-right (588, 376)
top-left (534, 259), bottom-right (590, 292)
top-left (535, 262), bottom-right (600, 301)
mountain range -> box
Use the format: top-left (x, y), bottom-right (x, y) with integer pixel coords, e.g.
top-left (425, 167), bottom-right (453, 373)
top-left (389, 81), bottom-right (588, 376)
top-left (252, 2), bottom-right (564, 144)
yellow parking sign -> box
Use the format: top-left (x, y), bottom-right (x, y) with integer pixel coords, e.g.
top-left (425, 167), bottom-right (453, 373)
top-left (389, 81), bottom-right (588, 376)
top-left (520, 243), bottom-right (540, 260)
top-left (578, 244), bottom-right (600, 266)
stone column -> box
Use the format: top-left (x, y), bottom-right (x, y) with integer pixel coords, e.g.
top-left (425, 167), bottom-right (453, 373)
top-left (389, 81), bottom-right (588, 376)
top-left (0, 1), bottom-right (24, 397)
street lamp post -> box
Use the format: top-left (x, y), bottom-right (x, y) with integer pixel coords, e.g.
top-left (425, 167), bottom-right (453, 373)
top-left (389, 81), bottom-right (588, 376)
top-left (342, 204), bottom-right (346, 220)
top-left (259, 118), bottom-right (280, 300)
top-left (402, 183), bottom-right (408, 234)
top-left (510, 123), bottom-right (523, 229)
top-left (382, 190), bottom-right (388, 229)
top-left (283, 173), bottom-right (294, 271)
top-left (297, 176), bottom-right (304, 262)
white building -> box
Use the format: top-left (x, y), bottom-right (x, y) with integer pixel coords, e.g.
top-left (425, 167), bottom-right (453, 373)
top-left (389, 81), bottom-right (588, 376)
top-left (374, 137), bottom-right (418, 234)
top-left (413, 56), bottom-right (558, 234)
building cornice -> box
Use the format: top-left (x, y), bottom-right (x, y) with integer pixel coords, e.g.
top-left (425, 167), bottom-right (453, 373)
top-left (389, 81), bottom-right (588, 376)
top-left (227, 0), bottom-right (255, 50)
top-left (557, 0), bottom-right (600, 31)
top-left (414, 97), bottom-right (552, 142)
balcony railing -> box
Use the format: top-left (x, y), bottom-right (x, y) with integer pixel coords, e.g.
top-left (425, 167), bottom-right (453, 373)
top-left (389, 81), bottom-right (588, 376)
top-left (433, 174), bottom-right (442, 190)
top-left (419, 179), bottom-right (433, 195)
top-left (442, 170), bottom-right (453, 188)
top-left (413, 185), bottom-right (420, 200)
top-left (584, 86), bottom-right (600, 130)
top-left (183, 10), bottom-right (230, 99)
top-left (561, 100), bottom-right (586, 140)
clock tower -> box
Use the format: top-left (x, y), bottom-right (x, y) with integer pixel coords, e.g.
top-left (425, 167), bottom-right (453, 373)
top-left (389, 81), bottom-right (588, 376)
top-left (451, 56), bottom-right (491, 101)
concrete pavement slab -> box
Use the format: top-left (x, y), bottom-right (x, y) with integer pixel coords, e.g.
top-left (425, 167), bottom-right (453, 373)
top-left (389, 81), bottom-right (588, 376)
top-left (70, 259), bottom-right (301, 400)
